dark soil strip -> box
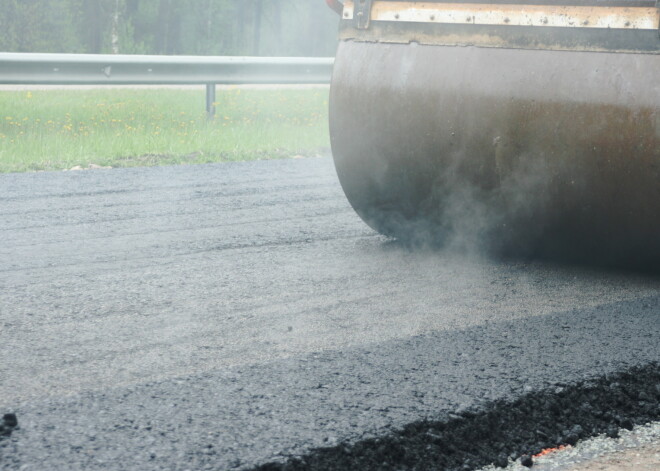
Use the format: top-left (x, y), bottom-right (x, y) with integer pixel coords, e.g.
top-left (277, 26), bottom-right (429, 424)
top-left (253, 362), bottom-right (660, 471)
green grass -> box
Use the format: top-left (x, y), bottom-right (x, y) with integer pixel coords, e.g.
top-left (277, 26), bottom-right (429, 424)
top-left (0, 88), bottom-right (330, 173)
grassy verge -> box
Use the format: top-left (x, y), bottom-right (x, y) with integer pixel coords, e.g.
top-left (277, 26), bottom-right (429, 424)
top-left (0, 87), bottom-right (330, 173)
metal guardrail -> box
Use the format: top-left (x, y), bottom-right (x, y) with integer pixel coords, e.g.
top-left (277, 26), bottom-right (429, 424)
top-left (0, 53), bottom-right (335, 117)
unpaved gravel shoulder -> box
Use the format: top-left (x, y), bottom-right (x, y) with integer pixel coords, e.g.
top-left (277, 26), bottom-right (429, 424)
top-left (481, 422), bottom-right (660, 471)
top-left (568, 441), bottom-right (660, 471)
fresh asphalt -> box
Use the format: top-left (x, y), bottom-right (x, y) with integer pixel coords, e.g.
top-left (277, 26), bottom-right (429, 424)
top-left (0, 157), bottom-right (658, 470)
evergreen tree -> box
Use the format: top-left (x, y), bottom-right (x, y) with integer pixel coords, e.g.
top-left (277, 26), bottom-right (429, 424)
top-left (0, 0), bottom-right (339, 56)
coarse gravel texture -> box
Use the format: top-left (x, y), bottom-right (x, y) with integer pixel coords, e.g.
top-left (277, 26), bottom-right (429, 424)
top-left (566, 441), bottom-right (659, 471)
top-left (479, 422), bottom-right (660, 471)
top-left (1, 157), bottom-right (659, 470)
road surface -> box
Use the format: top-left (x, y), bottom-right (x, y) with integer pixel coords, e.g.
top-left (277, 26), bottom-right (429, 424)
top-left (0, 157), bottom-right (658, 470)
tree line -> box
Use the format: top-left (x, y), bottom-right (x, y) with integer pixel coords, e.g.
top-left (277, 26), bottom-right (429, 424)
top-left (0, 0), bottom-right (340, 56)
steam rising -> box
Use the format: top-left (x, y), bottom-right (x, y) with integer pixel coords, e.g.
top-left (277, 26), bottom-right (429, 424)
top-left (357, 136), bottom-right (659, 271)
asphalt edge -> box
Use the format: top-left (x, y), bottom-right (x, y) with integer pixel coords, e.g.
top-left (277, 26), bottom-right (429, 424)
top-left (251, 362), bottom-right (660, 471)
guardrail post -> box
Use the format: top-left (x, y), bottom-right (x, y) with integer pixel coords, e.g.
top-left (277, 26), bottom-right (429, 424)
top-left (206, 83), bottom-right (216, 119)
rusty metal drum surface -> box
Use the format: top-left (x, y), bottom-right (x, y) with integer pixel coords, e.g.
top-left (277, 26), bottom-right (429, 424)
top-left (329, 2), bottom-right (660, 267)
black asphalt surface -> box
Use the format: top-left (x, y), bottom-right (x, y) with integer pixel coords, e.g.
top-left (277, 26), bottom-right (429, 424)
top-left (0, 157), bottom-right (659, 470)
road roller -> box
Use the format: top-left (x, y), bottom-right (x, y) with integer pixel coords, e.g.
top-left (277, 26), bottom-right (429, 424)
top-left (325, 0), bottom-right (659, 267)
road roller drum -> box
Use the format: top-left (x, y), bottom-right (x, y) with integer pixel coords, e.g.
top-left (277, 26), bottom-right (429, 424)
top-left (325, 0), bottom-right (660, 268)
